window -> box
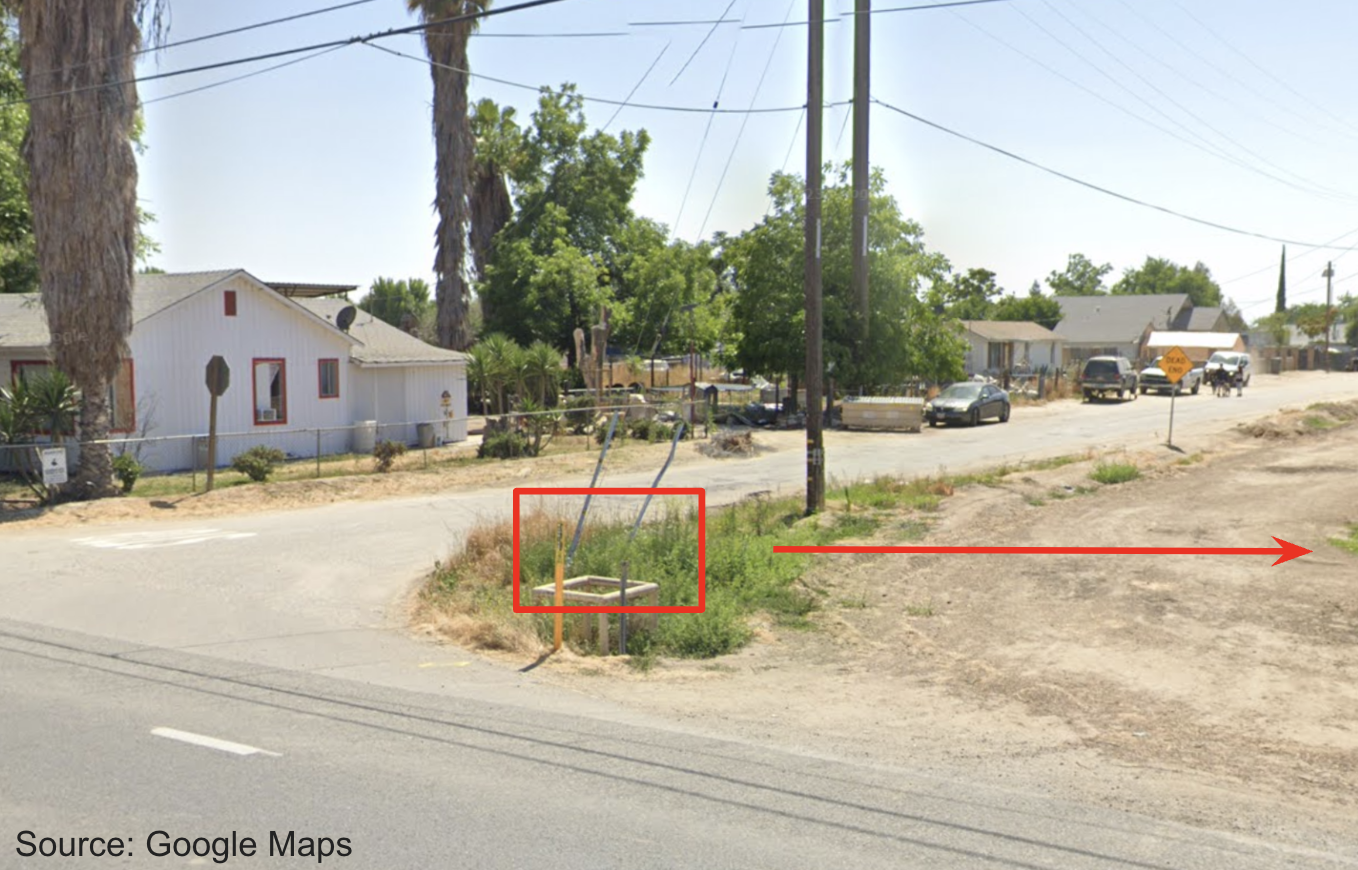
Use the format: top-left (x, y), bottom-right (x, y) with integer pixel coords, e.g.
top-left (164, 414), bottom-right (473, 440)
top-left (318, 359), bottom-right (339, 399)
top-left (252, 358), bottom-right (287, 425)
top-left (107, 360), bottom-right (136, 433)
top-left (10, 359), bottom-right (52, 386)
top-left (224, 290), bottom-right (237, 317)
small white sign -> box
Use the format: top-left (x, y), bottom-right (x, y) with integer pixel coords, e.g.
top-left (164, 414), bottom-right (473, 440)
top-left (40, 447), bottom-right (67, 485)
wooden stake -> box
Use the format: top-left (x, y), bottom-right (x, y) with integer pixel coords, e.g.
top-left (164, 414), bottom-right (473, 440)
top-left (553, 521), bottom-right (565, 652)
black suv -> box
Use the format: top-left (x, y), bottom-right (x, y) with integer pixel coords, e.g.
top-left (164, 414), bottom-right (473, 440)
top-left (1080, 356), bottom-right (1139, 402)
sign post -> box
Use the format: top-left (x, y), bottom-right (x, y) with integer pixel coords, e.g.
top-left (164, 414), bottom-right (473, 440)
top-left (1158, 346), bottom-right (1193, 448)
top-left (553, 521), bottom-right (566, 652)
top-left (205, 356), bottom-right (230, 492)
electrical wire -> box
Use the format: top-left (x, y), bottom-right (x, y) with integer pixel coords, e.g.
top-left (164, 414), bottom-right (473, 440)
top-left (639, 0), bottom-right (1017, 30)
top-left (138, 45), bottom-right (350, 111)
top-left (697, 0), bottom-right (797, 240)
top-left (673, 1), bottom-right (747, 236)
top-left (366, 41), bottom-right (847, 115)
top-left (872, 96), bottom-right (1358, 251)
top-left (668, 0), bottom-right (739, 86)
top-left (4, 0), bottom-right (575, 112)
top-left (599, 42), bottom-right (671, 131)
top-left (1221, 226), bottom-right (1358, 286)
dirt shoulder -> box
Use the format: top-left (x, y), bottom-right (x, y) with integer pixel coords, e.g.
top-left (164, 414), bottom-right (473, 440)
top-left (528, 402), bottom-right (1358, 849)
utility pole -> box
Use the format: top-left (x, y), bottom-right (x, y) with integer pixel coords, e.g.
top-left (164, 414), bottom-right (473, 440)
top-left (851, 0), bottom-right (871, 356)
top-left (804, 0), bottom-right (826, 515)
top-left (1324, 261), bottom-right (1334, 372)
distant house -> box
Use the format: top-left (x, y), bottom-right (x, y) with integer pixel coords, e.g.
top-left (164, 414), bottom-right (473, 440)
top-left (0, 269), bottom-right (469, 472)
top-left (1055, 294), bottom-right (1193, 364)
top-left (1143, 331), bottom-right (1245, 363)
top-left (959, 321), bottom-right (1063, 376)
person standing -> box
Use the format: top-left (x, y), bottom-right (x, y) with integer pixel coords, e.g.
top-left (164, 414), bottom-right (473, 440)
top-left (1236, 360), bottom-right (1245, 397)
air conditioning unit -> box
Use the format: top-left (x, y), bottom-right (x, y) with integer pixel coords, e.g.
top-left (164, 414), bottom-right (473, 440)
top-left (259, 409), bottom-right (277, 422)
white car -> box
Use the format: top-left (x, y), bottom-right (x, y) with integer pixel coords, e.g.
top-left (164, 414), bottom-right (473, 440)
top-left (1204, 351), bottom-right (1251, 387)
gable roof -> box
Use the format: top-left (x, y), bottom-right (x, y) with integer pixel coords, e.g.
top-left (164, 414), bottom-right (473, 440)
top-left (0, 293), bottom-right (49, 348)
top-left (960, 320), bottom-right (1062, 342)
top-left (296, 297), bottom-right (469, 366)
top-left (1184, 306), bottom-right (1226, 331)
top-left (1055, 294), bottom-right (1190, 344)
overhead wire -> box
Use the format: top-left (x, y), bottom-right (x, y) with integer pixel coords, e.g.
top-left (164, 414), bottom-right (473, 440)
top-left (697, 0), bottom-right (798, 240)
top-left (668, 0), bottom-right (740, 86)
top-left (872, 96), bottom-right (1358, 251)
top-left (599, 41), bottom-right (671, 131)
top-left (1220, 225), bottom-right (1358, 286)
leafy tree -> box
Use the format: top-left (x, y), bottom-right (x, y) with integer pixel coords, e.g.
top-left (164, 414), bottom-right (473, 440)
top-left (358, 277), bottom-right (432, 331)
top-left (6, 0), bottom-right (166, 499)
top-left (724, 165), bottom-right (962, 388)
top-left (406, 0), bottom-right (491, 352)
top-left (1111, 257), bottom-right (1222, 307)
top-left (940, 268), bottom-right (1001, 320)
top-left (479, 86), bottom-right (649, 358)
top-left (1255, 311), bottom-right (1290, 347)
top-left (1047, 253), bottom-right (1111, 297)
top-left (991, 282), bottom-right (1063, 330)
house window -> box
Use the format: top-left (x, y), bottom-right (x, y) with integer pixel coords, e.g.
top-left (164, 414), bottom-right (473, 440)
top-left (107, 360), bottom-right (136, 433)
top-left (318, 359), bottom-right (339, 399)
top-left (252, 358), bottom-right (287, 425)
top-left (224, 290), bottom-right (237, 317)
top-left (9, 359), bottom-right (52, 386)
top-left (987, 343), bottom-right (1012, 371)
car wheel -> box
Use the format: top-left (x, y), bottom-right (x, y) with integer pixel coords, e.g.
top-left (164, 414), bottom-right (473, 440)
top-left (1000, 404), bottom-right (1010, 423)
top-left (971, 408), bottom-right (981, 427)
top-left (1191, 382), bottom-right (1200, 395)
top-left (928, 419), bottom-right (938, 428)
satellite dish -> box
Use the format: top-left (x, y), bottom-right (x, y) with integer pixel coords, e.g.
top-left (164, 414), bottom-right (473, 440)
top-left (336, 305), bottom-right (357, 333)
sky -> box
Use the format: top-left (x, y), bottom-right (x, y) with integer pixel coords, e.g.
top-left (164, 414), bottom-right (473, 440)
top-left (133, 0), bottom-right (1358, 323)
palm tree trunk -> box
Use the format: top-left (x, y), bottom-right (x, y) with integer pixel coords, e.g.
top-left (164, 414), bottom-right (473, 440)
top-left (424, 16), bottom-right (475, 352)
top-left (18, 0), bottom-right (143, 500)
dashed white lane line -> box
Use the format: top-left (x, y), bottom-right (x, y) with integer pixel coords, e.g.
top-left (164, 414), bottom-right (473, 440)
top-left (74, 529), bottom-right (257, 550)
top-left (151, 727), bottom-right (281, 757)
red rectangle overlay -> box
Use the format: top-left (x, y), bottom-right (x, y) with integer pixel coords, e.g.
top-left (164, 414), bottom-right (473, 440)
top-left (512, 487), bottom-right (705, 614)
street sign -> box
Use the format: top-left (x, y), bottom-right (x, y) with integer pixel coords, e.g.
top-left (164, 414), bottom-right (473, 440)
top-left (40, 448), bottom-right (67, 485)
top-left (1160, 346), bottom-right (1193, 385)
top-left (205, 355), bottom-right (230, 397)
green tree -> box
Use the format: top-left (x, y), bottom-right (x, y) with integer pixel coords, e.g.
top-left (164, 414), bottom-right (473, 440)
top-left (724, 165), bottom-right (961, 388)
top-left (1111, 257), bottom-right (1223, 307)
top-left (1255, 311), bottom-right (1290, 347)
top-left (1047, 253), bottom-right (1111, 297)
top-left (358, 277), bottom-right (433, 331)
top-left (941, 268), bottom-right (1001, 320)
top-left (406, 0), bottom-right (491, 352)
top-left (991, 282), bottom-right (1063, 330)
top-left (479, 86), bottom-right (649, 357)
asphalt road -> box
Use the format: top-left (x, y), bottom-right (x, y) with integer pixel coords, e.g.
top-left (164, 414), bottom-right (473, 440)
top-left (4, 620), bottom-right (1354, 869)
top-left (3, 371), bottom-right (1358, 867)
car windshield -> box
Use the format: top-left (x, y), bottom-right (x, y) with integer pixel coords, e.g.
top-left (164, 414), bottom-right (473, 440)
top-left (1083, 360), bottom-right (1117, 376)
top-left (1208, 352), bottom-right (1241, 366)
top-left (938, 383), bottom-right (983, 400)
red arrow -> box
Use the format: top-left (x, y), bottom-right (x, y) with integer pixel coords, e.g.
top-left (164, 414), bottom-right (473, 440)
top-left (773, 536), bottom-right (1312, 567)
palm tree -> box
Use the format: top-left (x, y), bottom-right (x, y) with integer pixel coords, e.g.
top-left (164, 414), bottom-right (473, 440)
top-left (523, 340), bottom-right (563, 406)
top-left (7, 0), bottom-right (166, 499)
top-left (468, 98), bottom-right (518, 329)
top-left (407, 0), bottom-right (491, 352)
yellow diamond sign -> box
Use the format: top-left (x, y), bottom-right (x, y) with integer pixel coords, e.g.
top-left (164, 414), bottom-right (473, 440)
top-left (1159, 346), bottom-right (1193, 384)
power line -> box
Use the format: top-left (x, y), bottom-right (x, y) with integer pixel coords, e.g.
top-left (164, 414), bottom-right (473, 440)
top-left (669, 0), bottom-right (739, 86)
top-left (366, 40), bottom-right (850, 115)
top-left (872, 96), bottom-right (1358, 252)
top-left (30, 0), bottom-right (380, 81)
top-left (1221, 225), bottom-right (1358, 286)
top-left (139, 45), bottom-right (350, 111)
top-left (599, 42), bottom-right (671, 131)
top-left (4, 0), bottom-right (576, 112)
top-left (674, 1), bottom-right (746, 236)
top-left (640, 0), bottom-right (1017, 30)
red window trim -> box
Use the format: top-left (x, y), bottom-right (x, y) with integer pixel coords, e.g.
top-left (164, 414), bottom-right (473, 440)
top-left (9, 359), bottom-right (51, 384)
top-left (251, 357), bottom-right (288, 426)
top-left (318, 358), bottom-right (340, 399)
top-left (224, 290), bottom-right (237, 317)
top-left (109, 359), bottom-right (137, 434)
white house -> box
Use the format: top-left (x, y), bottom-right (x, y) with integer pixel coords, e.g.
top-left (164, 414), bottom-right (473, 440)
top-left (0, 269), bottom-right (468, 471)
top-left (959, 320), bottom-right (1064, 376)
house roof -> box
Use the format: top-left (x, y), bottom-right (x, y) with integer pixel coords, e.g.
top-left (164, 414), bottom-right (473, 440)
top-left (1145, 331), bottom-right (1242, 350)
top-left (1055, 294), bottom-right (1190, 344)
top-left (266, 281), bottom-right (358, 298)
top-left (960, 320), bottom-right (1062, 342)
top-left (0, 293), bottom-right (49, 348)
top-left (1183, 306), bottom-right (1225, 331)
top-left (297, 297), bottom-right (469, 366)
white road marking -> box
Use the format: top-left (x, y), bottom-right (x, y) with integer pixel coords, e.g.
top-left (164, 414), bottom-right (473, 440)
top-left (151, 727), bottom-right (281, 757)
top-left (74, 529), bottom-right (257, 550)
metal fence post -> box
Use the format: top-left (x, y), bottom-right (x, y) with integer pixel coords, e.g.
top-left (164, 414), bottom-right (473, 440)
top-left (315, 428), bottom-right (321, 478)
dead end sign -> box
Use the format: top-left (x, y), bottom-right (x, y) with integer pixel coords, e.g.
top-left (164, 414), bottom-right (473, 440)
top-left (1160, 346), bottom-right (1193, 384)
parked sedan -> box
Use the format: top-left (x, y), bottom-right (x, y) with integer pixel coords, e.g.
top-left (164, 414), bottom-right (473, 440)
top-left (1139, 356), bottom-right (1203, 395)
top-left (924, 382), bottom-right (1010, 427)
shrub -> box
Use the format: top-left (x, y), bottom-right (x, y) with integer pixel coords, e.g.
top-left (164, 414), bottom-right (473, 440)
top-left (478, 430), bottom-right (530, 460)
top-left (111, 454), bottom-right (144, 494)
top-left (1090, 461), bottom-right (1140, 485)
top-left (373, 439), bottom-right (407, 472)
top-left (563, 395), bottom-right (596, 435)
top-left (230, 445), bottom-right (286, 482)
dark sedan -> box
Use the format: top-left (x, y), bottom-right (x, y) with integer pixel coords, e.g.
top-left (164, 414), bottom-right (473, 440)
top-left (924, 382), bottom-right (1010, 427)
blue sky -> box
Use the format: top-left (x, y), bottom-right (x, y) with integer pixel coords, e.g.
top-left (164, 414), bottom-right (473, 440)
top-left (135, 0), bottom-right (1358, 322)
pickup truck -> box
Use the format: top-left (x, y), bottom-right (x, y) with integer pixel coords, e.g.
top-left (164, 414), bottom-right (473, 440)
top-left (1139, 356), bottom-right (1203, 396)
top-left (1080, 356), bottom-right (1139, 402)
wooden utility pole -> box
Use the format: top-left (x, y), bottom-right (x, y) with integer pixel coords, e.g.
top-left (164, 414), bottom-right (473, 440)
top-left (805, 0), bottom-right (826, 515)
top-left (1324, 261), bottom-right (1334, 372)
top-left (851, 0), bottom-right (871, 354)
